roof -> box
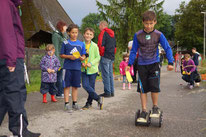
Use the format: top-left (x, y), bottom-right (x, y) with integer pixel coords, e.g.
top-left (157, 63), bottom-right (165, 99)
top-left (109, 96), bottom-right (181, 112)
top-left (20, 0), bottom-right (83, 47)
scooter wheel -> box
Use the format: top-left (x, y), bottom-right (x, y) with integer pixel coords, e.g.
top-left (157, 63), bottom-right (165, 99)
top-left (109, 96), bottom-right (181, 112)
top-left (135, 110), bottom-right (140, 126)
top-left (159, 111), bottom-right (163, 127)
top-left (147, 110), bottom-right (151, 127)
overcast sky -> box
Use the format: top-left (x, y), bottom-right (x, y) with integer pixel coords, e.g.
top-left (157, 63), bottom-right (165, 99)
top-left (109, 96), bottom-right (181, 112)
top-left (58, 0), bottom-right (191, 26)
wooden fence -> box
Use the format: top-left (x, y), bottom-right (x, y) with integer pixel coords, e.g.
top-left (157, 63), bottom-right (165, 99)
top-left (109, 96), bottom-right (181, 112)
top-left (25, 47), bottom-right (45, 71)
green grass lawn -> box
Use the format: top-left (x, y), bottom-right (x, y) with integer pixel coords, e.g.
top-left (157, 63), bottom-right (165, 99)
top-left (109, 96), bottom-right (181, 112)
top-left (26, 69), bottom-right (121, 93)
top-left (26, 70), bottom-right (41, 93)
top-left (199, 59), bottom-right (206, 74)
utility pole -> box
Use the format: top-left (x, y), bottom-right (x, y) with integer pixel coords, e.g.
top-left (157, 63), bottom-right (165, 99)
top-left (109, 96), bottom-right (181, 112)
top-left (201, 12), bottom-right (206, 60)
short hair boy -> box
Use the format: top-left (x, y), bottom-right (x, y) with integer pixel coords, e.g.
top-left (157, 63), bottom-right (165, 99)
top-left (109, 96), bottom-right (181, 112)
top-left (127, 11), bottom-right (174, 120)
top-left (60, 24), bottom-right (86, 112)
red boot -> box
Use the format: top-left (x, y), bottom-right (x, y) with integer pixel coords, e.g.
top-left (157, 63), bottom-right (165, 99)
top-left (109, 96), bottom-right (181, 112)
top-left (43, 94), bottom-right (47, 103)
top-left (51, 95), bottom-right (57, 102)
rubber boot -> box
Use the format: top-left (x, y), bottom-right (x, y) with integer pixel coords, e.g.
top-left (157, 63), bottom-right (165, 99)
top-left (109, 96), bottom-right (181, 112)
top-left (51, 95), bottom-right (57, 102)
top-left (123, 83), bottom-right (126, 90)
top-left (128, 83), bottom-right (131, 90)
top-left (43, 94), bottom-right (47, 103)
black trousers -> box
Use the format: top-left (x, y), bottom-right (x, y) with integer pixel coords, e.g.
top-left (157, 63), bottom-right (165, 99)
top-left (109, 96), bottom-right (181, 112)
top-left (0, 59), bottom-right (28, 136)
top-left (137, 63), bottom-right (160, 93)
top-left (182, 72), bottom-right (195, 86)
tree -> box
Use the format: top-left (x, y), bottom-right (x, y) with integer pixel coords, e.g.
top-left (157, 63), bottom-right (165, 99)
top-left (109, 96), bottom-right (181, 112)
top-left (80, 13), bottom-right (104, 43)
top-left (156, 12), bottom-right (174, 40)
top-left (174, 0), bottom-right (206, 52)
top-left (96, 0), bottom-right (168, 50)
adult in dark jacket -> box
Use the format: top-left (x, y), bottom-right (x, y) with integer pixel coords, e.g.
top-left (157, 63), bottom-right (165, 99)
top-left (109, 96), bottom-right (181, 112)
top-left (191, 47), bottom-right (201, 86)
top-left (191, 47), bottom-right (200, 66)
top-left (0, 0), bottom-right (40, 136)
top-left (52, 21), bottom-right (68, 98)
top-left (98, 21), bottom-right (116, 97)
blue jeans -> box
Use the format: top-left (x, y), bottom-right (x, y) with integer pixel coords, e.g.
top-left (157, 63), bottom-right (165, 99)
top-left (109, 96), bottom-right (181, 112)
top-left (123, 75), bottom-right (126, 83)
top-left (100, 57), bottom-right (114, 95)
top-left (56, 68), bottom-right (64, 96)
top-left (82, 72), bottom-right (99, 105)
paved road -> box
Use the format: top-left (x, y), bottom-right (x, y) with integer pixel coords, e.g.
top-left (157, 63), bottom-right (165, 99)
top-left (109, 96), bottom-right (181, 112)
top-left (1, 66), bottom-right (206, 137)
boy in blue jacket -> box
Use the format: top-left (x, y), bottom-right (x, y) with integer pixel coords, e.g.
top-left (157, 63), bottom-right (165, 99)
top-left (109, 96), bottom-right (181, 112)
top-left (60, 24), bottom-right (86, 112)
top-left (126, 11), bottom-right (174, 121)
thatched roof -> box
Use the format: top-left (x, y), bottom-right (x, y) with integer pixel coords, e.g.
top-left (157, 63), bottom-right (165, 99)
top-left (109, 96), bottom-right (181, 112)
top-left (21, 0), bottom-right (83, 48)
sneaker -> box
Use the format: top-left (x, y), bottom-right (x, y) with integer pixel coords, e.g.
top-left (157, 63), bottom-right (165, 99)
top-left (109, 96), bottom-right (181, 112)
top-left (82, 103), bottom-right (92, 110)
top-left (137, 111), bottom-right (148, 123)
top-left (189, 85), bottom-right (194, 89)
top-left (72, 103), bottom-right (81, 111)
top-left (98, 97), bottom-right (104, 110)
top-left (22, 129), bottom-right (41, 137)
top-left (140, 111), bottom-right (148, 119)
top-left (150, 106), bottom-right (160, 118)
top-left (153, 106), bottom-right (160, 113)
top-left (196, 82), bottom-right (200, 87)
top-left (111, 93), bottom-right (114, 97)
top-left (99, 93), bottom-right (111, 98)
top-left (64, 104), bottom-right (73, 113)
top-left (56, 94), bottom-right (64, 98)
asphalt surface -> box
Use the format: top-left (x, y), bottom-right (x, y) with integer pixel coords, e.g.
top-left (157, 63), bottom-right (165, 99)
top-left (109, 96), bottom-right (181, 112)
top-left (0, 66), bottom-right (206, 137)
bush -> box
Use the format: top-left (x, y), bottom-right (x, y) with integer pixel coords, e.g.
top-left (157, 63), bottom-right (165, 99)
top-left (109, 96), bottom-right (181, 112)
top-left (30, 54), bottom-right (44, 65)
top-left (199, 59), bottom-right (206, 74)
top-left (114, 49), bottom-right (123, 75)
top-left (39, 43), bottom-right (46, 50)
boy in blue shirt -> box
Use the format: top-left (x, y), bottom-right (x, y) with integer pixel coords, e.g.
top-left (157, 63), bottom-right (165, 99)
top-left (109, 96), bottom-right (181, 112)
top-left (60, 24), bottom-right (86, 112)
top-left (126, 11), bottom-right (174, 121)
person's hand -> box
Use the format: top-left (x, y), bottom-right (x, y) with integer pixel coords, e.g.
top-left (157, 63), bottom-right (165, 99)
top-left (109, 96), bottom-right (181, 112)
top-left (167, 65), bottom-right (173, 71)
top-left (7, 66), bottom-right (15, 72)
top-left (86, 63), bottom-right (91, 68)
top-left (126, 66), bottom-right (130, 71)
top-left (70, 55), bottom-right (76, 60)
top-left (186, 71), bottom-right (191, 75)
top-left (47, 68), bottom-right (52, 73)
top-left (79, 55), bottom-right (85, 61)
top-left (82, 63), bottom-right (86, 67)
top-left (51, 69), bottom-right (55, 73)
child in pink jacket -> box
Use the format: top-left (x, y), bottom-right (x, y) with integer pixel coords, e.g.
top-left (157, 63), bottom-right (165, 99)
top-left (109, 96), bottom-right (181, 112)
top-left (119, 53), bottom-right (134, 90)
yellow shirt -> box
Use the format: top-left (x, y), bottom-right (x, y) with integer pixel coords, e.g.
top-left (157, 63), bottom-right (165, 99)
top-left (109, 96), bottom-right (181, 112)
top-left (85, 43), bottom-right (91, 69)
top-left (86, 43), bottom-right (91, 53)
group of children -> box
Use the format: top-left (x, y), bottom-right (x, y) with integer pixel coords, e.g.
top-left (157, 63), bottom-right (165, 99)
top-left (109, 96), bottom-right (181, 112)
top-left (40, 24), bottom-right (103, 112)
top-left (39, 10), bottom-right (176, 122)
